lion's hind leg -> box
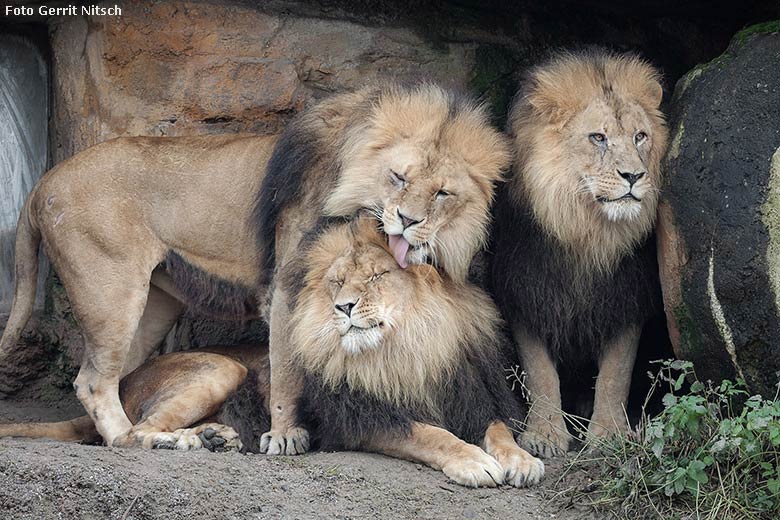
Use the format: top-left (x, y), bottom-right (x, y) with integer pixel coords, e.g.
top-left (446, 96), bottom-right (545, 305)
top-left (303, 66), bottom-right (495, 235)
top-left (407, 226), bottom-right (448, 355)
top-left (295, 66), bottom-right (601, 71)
top-left (482, 420), bottom-right (545, 487)
top-left (364, 422), bottom-right (505, 488)
top-left (114, 352), bottom-right (248, 450)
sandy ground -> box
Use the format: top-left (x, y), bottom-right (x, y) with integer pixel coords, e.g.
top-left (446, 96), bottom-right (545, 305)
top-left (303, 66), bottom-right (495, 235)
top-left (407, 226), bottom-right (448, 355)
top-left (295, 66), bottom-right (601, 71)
top-left (0, 391), bottom-right (602, 520)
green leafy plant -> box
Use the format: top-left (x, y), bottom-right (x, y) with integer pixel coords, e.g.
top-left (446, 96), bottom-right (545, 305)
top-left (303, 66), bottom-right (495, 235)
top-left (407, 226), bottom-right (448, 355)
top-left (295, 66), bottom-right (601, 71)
top-left (561, 360), bottom-right (780, 520)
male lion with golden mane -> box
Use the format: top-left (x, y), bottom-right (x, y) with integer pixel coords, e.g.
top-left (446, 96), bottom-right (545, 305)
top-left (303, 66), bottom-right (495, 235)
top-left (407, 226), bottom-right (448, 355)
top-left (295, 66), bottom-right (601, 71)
top-left (0, 216), bottom-right (544, 488)
top-left (489, 50), bottom-right (669, 457)
top-left (0, 83), bottom-right (509, 452)
top-left (287, 216), bottom-right (543, 487)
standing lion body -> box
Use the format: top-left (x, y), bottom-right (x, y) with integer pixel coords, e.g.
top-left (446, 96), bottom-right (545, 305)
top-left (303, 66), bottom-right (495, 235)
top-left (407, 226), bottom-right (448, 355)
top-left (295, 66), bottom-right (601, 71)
top-left (0, 83), bottom-right (509, 453)
top-left (490, 50), bottom-right (669, 457)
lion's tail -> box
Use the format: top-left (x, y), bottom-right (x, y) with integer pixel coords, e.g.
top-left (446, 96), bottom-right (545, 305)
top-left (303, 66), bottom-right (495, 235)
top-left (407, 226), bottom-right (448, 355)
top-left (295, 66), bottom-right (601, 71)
top-left (0, 415), bottom-right (100, 443)
top-left (0, 192), bottom-right (41, 360)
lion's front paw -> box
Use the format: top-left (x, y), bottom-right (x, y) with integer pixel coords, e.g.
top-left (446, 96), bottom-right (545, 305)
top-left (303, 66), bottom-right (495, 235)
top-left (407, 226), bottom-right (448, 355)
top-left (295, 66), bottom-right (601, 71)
top-left (441, 444), bottom-right (505, 488)
top-left (520, 417), bottom-right (570, 458)
top-left (110, 430), bottom-right (140, 448)
top-left (259, 426), bottom-right (310, 455)
top-left (152, 424), bottom-right (242, 452)
top-left (492, 446), bottom-right (545, 488)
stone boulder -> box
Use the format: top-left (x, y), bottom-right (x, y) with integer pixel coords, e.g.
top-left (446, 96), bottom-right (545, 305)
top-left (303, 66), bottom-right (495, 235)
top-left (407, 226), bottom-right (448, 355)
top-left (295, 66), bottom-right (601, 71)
top-left (658, 23), bottom-right (780, 397)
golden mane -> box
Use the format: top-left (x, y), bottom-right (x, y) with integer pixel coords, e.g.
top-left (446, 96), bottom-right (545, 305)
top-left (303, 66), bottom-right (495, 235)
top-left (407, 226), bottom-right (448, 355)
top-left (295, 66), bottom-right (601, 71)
top-left (290, 218), bottom-right (502, 414)
top-left (321, 83), bottom-right (511, 282)
top-left (508, 50), bottom-right (669, 273)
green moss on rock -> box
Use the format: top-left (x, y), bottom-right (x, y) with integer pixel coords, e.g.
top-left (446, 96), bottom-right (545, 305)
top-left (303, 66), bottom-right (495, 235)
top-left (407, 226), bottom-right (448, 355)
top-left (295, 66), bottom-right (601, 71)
top-left (734, 20), bottom-right (780, 45)
top-left (674, 301), bottom-right (704, 357)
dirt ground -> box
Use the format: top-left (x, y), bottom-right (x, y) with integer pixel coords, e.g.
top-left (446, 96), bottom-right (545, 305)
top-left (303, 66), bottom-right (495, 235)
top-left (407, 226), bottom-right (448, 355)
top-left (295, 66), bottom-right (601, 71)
top-left (0, 389), bottom-right (602, 520)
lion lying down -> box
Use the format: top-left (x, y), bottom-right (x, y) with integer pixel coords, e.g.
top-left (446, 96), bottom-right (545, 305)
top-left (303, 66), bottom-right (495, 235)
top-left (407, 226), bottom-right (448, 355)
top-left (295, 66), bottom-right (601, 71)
top-left (0, 217), bottom-right (543, 488)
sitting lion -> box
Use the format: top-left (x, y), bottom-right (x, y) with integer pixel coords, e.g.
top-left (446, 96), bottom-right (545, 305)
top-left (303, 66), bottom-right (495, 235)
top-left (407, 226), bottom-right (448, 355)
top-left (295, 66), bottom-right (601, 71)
top-left (0, 83), bottom-right (509, 452)
top-left (0, 216), bottom-right (543, 488)
top-left (489, 50), bottom-right (669, 457)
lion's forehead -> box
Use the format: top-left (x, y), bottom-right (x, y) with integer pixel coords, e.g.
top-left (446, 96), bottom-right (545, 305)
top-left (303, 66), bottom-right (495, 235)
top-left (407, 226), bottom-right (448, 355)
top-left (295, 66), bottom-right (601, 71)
top-left (581, 98), bottom-right (653, 136)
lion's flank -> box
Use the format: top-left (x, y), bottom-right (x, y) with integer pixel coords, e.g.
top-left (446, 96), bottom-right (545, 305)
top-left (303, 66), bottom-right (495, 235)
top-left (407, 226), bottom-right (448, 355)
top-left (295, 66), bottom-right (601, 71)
top-left (164, 251), bottom-right (258, 319)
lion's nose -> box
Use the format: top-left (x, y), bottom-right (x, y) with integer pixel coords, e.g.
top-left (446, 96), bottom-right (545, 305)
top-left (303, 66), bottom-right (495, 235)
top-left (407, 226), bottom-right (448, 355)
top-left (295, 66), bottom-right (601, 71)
top-left (617, 170), bottom-right (646, 186)
top-left (335, 301), bottom-right (356, 317)
top-left (398, 209), bottom-right (421, 229)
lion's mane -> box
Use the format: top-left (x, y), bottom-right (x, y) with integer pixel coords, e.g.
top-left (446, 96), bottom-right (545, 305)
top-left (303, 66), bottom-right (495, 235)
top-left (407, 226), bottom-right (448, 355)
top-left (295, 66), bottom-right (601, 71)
top-left (290, 219), bottom-right (522, 449)
top-left (254, 83), bottom-right (510, 284)
top-left (490, 49), bottom-right (668, 362)
top-left (507, 49), bottom-right (668, 273)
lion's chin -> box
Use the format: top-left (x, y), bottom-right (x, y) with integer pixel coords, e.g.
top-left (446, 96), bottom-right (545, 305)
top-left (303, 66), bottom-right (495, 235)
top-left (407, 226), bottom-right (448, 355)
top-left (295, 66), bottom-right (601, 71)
top-left (340, 327), bottom-right (384, 354)
top-left (600, 199), bottom-right (643, 222)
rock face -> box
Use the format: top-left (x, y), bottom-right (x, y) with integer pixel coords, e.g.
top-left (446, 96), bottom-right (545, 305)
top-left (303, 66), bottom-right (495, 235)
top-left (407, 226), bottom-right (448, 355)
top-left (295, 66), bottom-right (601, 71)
top-left (659, 24), bottom-right (780, 397)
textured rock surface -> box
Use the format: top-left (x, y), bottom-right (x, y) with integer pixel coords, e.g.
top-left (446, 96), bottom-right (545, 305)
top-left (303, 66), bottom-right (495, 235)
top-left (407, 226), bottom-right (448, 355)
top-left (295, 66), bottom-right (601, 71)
top-left (659, 24), bottom-right (780, 397)
top-left (47, 0), bottom-right (479, 163)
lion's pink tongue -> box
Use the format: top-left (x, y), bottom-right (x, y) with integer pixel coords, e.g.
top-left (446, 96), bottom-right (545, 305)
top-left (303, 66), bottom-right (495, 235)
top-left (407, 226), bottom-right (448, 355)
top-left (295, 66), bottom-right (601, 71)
top-left (388, 234), bottom-right (410, 269)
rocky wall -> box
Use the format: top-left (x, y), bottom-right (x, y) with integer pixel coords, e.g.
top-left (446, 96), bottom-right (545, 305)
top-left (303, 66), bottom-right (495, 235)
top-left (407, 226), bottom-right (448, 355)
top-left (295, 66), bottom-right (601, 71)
top-left (658, 23), bottom-right (780, 397)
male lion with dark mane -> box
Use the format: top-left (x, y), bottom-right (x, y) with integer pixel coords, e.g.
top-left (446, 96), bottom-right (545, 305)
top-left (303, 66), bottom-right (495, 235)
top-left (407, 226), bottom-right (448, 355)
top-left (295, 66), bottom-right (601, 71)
top-left (0, 83), bottom-right (509, 453)
top-left (490, 50), bottom-right (669, 457)
top-left (0, 216), bottom-right (544, 488)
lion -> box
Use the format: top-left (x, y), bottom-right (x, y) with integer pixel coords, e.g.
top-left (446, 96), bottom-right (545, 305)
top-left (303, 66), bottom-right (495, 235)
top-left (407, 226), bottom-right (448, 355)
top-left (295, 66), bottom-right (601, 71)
top-left (0, 83), bottom-right (509, 452)
top-left (0, 217), bottom-right (544, 488)
top-left (489, 49), bottom-right (669, 457)
top-left (0, 344), bottom-right (269, 451)
top-left (287, 216), bottom-right (543, 487)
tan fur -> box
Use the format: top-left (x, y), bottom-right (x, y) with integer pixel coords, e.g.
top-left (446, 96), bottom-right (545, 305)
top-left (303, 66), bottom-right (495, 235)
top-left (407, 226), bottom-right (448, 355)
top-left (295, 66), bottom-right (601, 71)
top-left (323, 84), bottom-right (510, 281)
top-left (291, 218), bottom-right (501, 416)
top-left (0, 84), bottom-right (508, 452)
top-left (290, 217), bottom-right (544, 487)
top-left (0, 135), bottom-right (274, 446)
top-left (508, 52), bottom-right (669, 457)
top-left (264, 86), bottom-right (509, 453)
top-left (0, 348), bottom-right (265, 450)
top-left (508, 52), bottom-right (668, 274)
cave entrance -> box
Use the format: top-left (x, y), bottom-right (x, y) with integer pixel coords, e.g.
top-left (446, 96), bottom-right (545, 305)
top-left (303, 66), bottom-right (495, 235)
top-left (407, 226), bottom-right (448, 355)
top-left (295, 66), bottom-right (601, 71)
top-left (0, 27), bottom-right (49, 315)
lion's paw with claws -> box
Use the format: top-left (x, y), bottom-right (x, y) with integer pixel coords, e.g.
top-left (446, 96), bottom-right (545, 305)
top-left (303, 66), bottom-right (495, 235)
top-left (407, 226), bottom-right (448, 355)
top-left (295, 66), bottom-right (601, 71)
top-left (259, 426), bottom-right (310, 455)
top-left (491, 447), bottom-right (545, 488)
top-left (442, 444), bottom-right (505, 488)
top-left (520, 418), bottom-right (570, 459)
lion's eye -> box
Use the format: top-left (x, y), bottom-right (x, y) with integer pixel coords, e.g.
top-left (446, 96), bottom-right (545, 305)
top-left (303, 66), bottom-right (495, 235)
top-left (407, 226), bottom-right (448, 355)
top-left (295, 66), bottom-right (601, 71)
top-left (330, 278), bottom-right (344, 288)
top-left (436, 189), bottom-right (451, 199)
top-left (390, 170), bottom-right (406, 187)
top-left (634, 131), bottom-right (648, 145)
top-left (589, 133), bottom-right (607, 144)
